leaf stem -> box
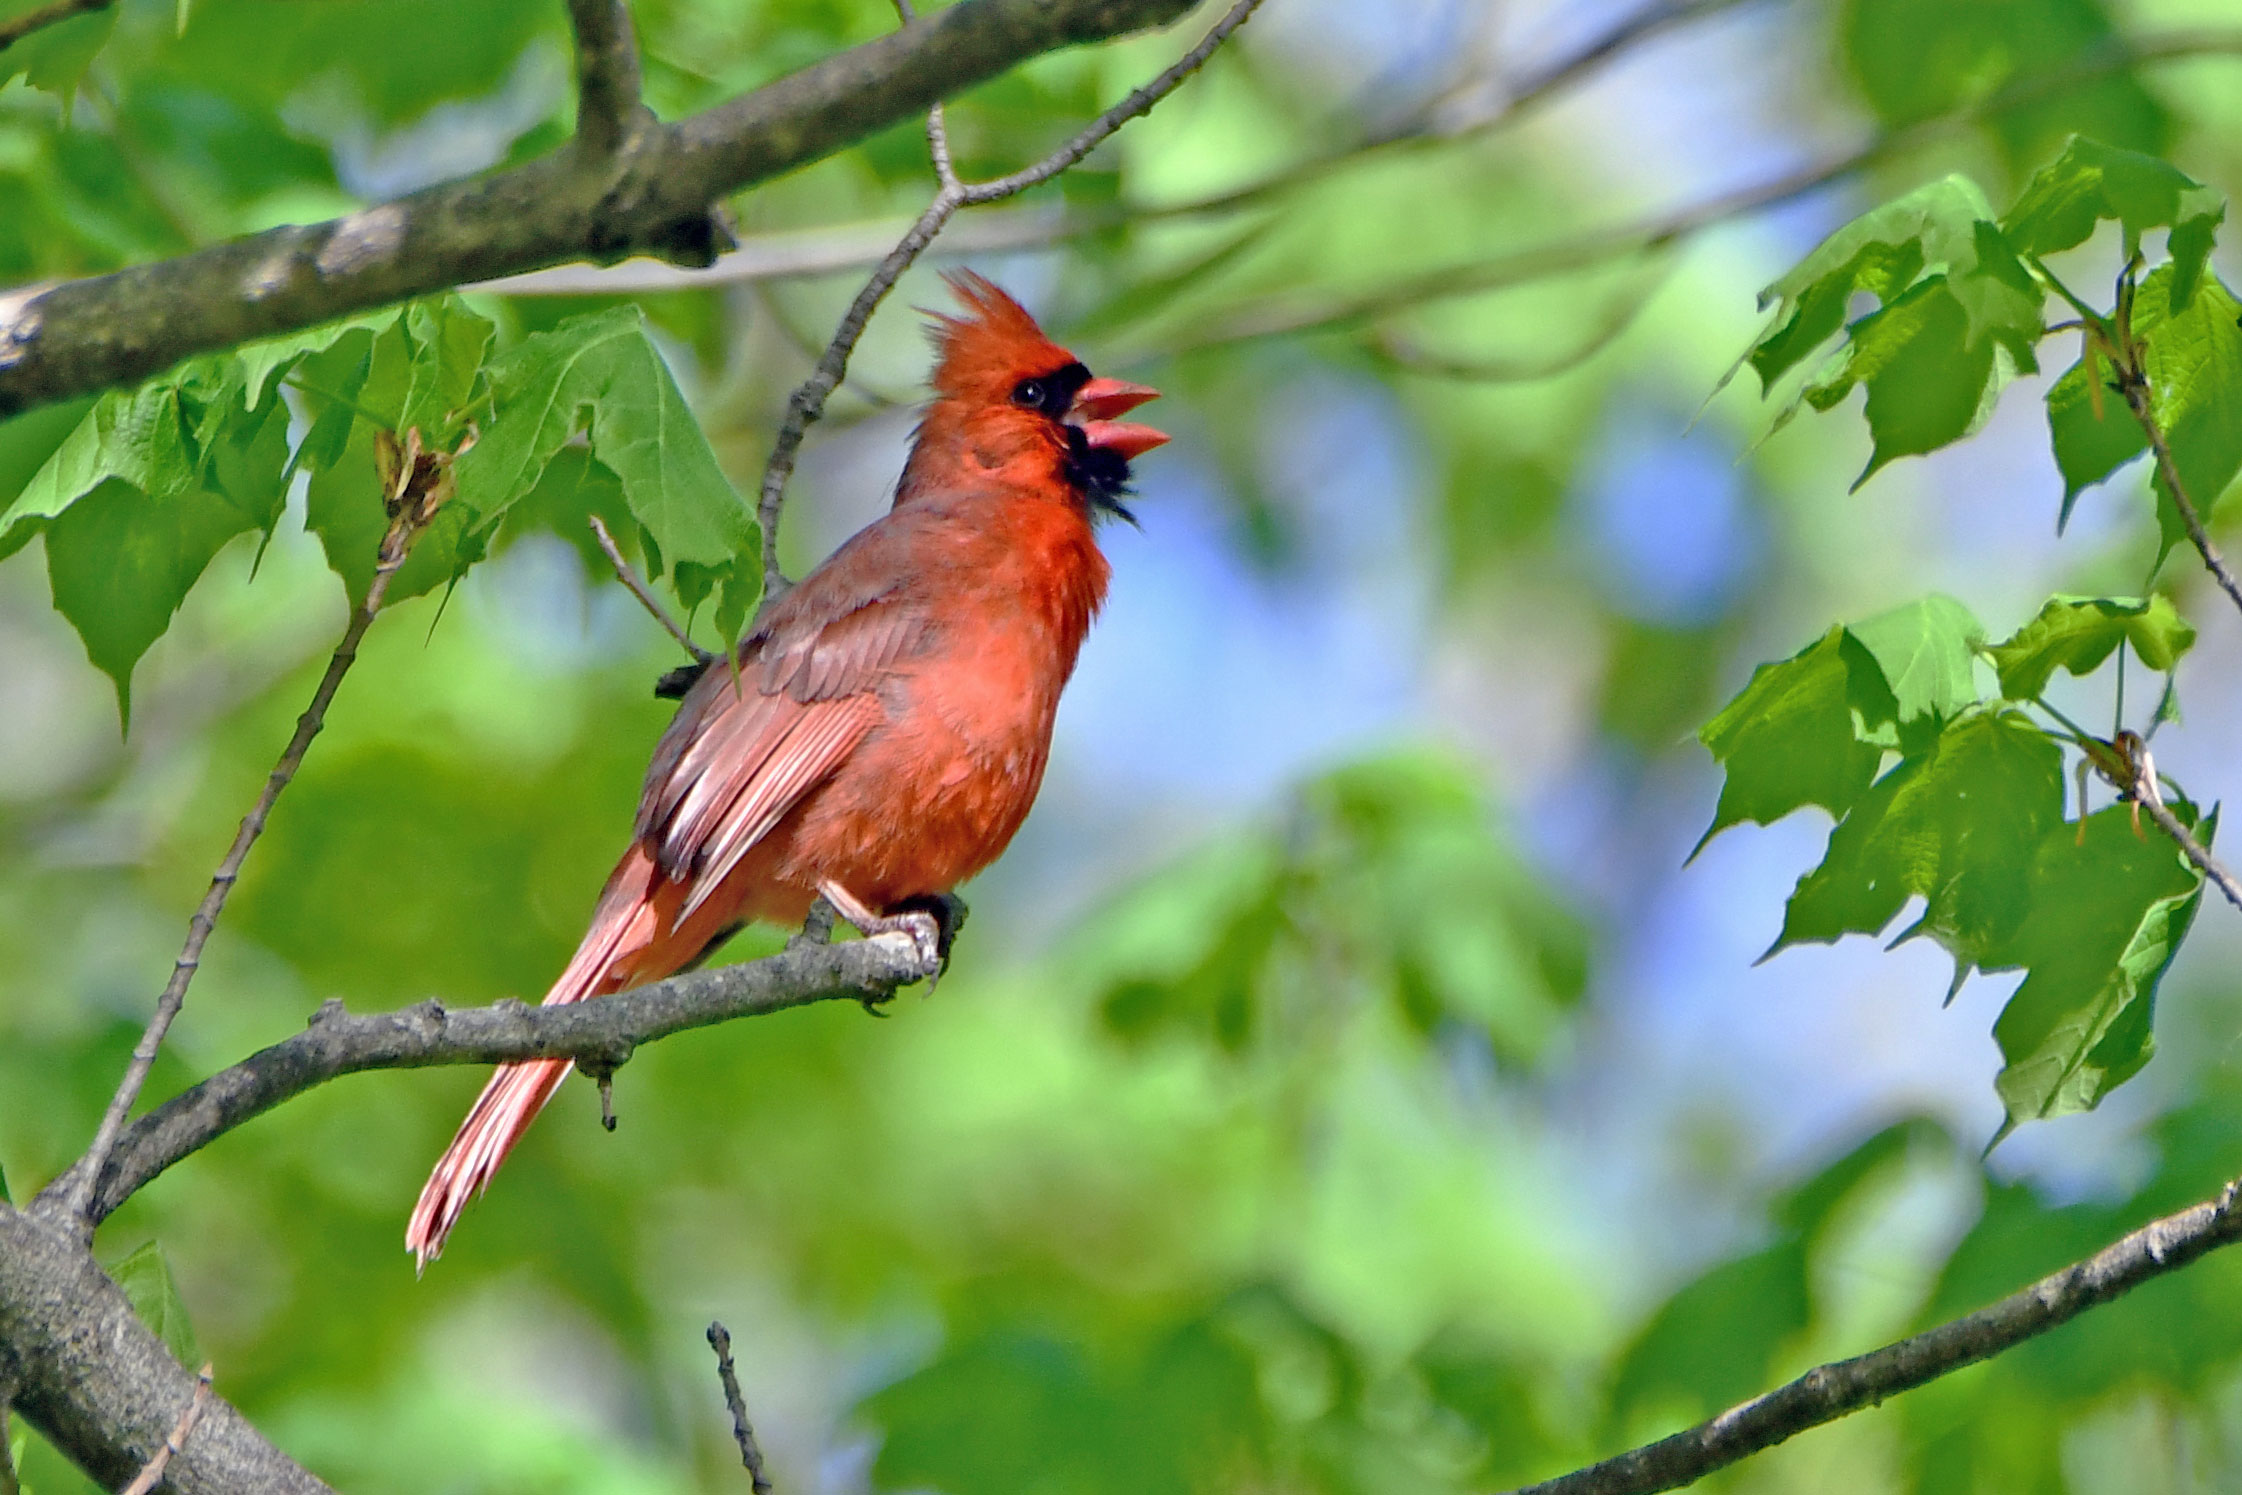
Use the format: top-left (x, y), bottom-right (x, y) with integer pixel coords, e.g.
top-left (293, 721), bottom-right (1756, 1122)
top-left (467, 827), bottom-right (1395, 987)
top-left (588, 513), bottom-right (710, 663)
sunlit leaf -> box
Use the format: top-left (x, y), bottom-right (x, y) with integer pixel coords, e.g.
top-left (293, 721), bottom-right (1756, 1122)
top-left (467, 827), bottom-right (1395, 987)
top-left (451, 306), bottom-right (759, 637)
top-left (1774, 709), bottom-right (2065, 984)
top-left (1695, 627), bottom-right (1897, 854)
top-left (1985, 594), bottom-right (2196, 701)
top-left (1990, 805), bottom-right (2210, 1137)
top-left (1847, 593), bottom-right (1984, 734)
top-left (2003, 137), bottom-right (2225, 308)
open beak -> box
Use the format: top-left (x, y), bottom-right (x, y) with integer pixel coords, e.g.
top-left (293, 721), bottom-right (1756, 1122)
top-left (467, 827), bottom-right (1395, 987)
top-left (1071, 376), bottom-right (1169, 459)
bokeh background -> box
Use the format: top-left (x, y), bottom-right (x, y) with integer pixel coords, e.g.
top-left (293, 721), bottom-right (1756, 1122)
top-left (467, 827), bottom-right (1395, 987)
top-left (6, 0), bottom-right (2242, 1489)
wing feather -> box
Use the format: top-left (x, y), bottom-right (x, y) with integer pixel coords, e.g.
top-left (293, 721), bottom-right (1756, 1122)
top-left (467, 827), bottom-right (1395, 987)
top-left (632, 571), bottom-right (936, 925)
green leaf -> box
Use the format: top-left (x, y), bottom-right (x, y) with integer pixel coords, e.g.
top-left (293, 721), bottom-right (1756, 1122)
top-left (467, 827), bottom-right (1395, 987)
top-left (1847, 593), bottom-right (1984, 731)
top-left (451, 306), bottom-right (759, 636)
top-left (1774, 710), bottom-right (2066, 984)
top-left (1695, 627), bottom-right (1897, 855)
top-left (0, 0), bottom-right (117, 95)
top-left (1842, 0), bottom-right (2169, 170)
top-left (44, 479), bottom-right (257, 728)
top-left (1985, 595), bottom-right (2196, 701)
top-left (1, 365), bottom-right (291, 722)
top-left (2045, 346), bottom-right (2147, 528)
top-left (232, 309), bottom-right (403, 415)
top-left (1808, 279), bottom-right (2003, 488)
top-left (1991, 805), bottom-right (2209, 1136)
top-left (2003, 137), bottom-right (2225, 308)
top-left (2134, 269), bottom-right (2242, 556)
top-left (1750, 176), bottom-right (2011, 389)
top-left (296, 301), bottom-right (496, 606)
top-left (109, 1241), bottom-right (204, 1369)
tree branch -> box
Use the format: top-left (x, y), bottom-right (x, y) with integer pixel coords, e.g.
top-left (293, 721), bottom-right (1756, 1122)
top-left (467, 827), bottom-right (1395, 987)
top-left (83, 931), bottom-right (935, 1225)
top-left (1, 1203), bottom-right (330, 1495)
top-left (755, 0), bottom-right (1263, 600)
top-left (706, 1323), bottom-right (775, 1495)
top-left (118, 1364), bottom-right (212, 1495)
top-left (1139, 28), bottom-right (2242, 357)
top-left (0, 0), bottom-right (1203, 420)
top-left (42, 497), bottom-right (436, 1230)
top-left (566, 0), bottom-right (647, 158)
top-left (1502, 1175), bottom-right (2242, 1495)
top-left (0, 0), bottom-right (108, 54)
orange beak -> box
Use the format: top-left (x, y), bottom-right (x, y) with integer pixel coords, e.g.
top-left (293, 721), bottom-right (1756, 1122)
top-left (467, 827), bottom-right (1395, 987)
top-left (1071, 376), bottom-right (1168, 459)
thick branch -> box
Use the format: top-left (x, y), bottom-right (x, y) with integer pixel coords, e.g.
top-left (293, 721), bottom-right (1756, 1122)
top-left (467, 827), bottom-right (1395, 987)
top-left (755, 0), bottom-right (1261, 599)
top-left (0, 0), bottom-right (1200, 419)
top-left (0, 1203), bottom-right (331, 1495)
top-left (566, 0), bottom-right (646, 157)
top-left (84, 932), bottom-right (935, 1224)
top-left (1503, 1178), bottom-right (2242, 1495)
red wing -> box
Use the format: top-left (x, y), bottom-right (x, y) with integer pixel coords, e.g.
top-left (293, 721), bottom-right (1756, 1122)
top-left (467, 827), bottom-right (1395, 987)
top-left (634, 585), bottom-right (934, 926)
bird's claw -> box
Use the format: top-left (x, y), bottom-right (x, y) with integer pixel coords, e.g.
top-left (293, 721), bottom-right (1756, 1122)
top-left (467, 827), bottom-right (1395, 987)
top-left (817, 881), bottom-right (950, 989)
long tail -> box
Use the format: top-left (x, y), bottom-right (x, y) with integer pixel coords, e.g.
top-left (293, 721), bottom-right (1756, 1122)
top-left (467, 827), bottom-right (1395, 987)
top-left (407, 854), bottom-right (662, 1268)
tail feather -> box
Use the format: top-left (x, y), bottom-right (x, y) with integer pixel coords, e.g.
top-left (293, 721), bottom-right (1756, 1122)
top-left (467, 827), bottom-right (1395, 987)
top-left (406, 1058), bottom-right (573, 1268)
top-left (407, 853), bottom-right (662, 1268)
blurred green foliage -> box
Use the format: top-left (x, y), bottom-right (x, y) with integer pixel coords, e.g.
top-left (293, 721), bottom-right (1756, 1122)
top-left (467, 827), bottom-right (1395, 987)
top-left (4, 0), bottom-right (2242, 1492)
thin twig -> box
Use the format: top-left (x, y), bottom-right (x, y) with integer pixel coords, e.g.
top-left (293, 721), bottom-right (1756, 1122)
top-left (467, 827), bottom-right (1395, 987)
top-left (1502, 1176), bottom-right (2242, 1495)
top-left (707, 1323), bottom-right (775, 1495)
top-left (2139, 797), bottom-right (2242, 914)
top-left (588, 514), bottom-right (711, 662)
top-left (753, 0), bottom-right (1265, 602)
top-left (2113, 358), bottom-right (2242, 622)
top-left (0, 1399), bottom-right (18, 1495)
top-left (50, 493), bottom-right (438, 1228)
top-left (565, 0), bottom-right (644, 157)
top-left (118, 1363), bottom-right (212, 1495)
top-left (0, 0), bottom-right (109, 52)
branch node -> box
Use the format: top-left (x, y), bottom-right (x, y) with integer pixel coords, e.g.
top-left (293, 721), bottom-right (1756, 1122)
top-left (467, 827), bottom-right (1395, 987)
top-left (308, 997), bottom-right (347, 1028)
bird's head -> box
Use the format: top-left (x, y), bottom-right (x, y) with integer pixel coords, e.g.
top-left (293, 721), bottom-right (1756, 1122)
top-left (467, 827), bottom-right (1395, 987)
top-left (908, 271), bottom-right (1167, 521)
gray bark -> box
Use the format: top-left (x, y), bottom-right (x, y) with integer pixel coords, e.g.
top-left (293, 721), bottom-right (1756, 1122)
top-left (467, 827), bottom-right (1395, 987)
top-left (0, 0), bottom-right (1199, 419)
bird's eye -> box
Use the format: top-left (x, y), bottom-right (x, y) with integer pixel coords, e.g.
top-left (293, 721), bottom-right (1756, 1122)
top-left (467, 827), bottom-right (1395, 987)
top-left (1012, 378), bottom-right (1046, 409)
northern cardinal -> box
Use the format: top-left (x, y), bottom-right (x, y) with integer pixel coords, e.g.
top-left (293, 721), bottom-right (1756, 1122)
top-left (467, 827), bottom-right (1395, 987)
top-left (406, 273), bottom-right (1165, 1265)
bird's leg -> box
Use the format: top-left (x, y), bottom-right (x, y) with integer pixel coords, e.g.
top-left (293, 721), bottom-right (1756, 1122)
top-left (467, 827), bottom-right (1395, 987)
top-left (816, 880), bottom-right (943, 975)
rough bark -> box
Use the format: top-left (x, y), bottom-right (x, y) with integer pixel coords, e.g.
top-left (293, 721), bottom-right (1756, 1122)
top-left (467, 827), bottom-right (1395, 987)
top-left (0, 0), bottom-right (1199, 418)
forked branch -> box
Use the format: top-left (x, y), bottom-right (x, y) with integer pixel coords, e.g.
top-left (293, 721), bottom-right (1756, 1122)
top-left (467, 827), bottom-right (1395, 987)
top-left (754, 0), bottom-right (1265, 600)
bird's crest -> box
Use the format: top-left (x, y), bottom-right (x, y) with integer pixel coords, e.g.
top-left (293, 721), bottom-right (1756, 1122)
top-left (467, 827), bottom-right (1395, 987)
top-left (926, 271), bottom-right (1075, 401)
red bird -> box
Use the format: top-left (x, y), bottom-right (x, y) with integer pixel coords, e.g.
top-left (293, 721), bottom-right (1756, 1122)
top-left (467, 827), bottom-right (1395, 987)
top-left (406, 273), bottom-right (1165, 1264)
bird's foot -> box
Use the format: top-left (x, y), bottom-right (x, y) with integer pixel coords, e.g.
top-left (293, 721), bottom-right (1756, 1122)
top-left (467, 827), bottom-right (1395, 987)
top-left (816, 881), bottom-right (946, 978)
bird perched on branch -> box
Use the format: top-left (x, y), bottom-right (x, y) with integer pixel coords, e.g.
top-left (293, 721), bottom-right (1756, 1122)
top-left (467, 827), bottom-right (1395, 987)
top-left (407, 272), bottom-right (1166, 1265)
